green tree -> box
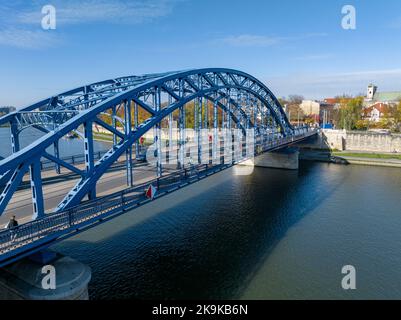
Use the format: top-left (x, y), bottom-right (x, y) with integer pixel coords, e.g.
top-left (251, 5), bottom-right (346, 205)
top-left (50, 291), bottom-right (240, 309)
top-left (338, 97), bottom-right (364, 130)
top-left (392, 100), bottom-right (401, 132)
top-left (355, 119), bottom-right (369, 130)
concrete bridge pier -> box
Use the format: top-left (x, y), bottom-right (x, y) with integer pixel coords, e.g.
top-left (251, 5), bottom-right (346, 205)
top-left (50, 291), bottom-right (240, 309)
top-left (255, 147), bottom-right (299, 170)
top-left (241, 147), bottom-right (299, 170)
top-left (0, 251), bottom-right (91, 300)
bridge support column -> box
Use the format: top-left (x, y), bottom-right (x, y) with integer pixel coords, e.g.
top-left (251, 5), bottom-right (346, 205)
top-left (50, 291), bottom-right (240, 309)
top-left (83, 121), bottom-right (96, 200)
top-left (197, 96), bottom-right (202, 164)
top-left (212, 101), bottom-right (218, 164)
top-left (168, 111), bottom-right (173, 164)
top-left (242, 147), bottom-right (299, 170)
top-left (0, 251), bottom-right (91, 300)
top-left (178, 79), bottom-right (185, 170)
top-left (125, 99), bottom-right (133, 187)
top-left (30, 159), bottom-right (45, 220)
top-left (154, 88), bottom-right (162, 178)
top-left (54, 141), bottom-right (61, 174)
top-left (134, 103), bottom-right (140, 158)
top-left (112, 105), bottom-right (118, 148)
top-left (10, 121), bottom-right (20, 154)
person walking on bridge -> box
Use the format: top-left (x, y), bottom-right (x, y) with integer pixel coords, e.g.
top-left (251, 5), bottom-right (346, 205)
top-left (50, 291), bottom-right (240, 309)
top-left (5, 215), bottom-right (19, 243)
top-left (6, 216), bottom-right (18, 229)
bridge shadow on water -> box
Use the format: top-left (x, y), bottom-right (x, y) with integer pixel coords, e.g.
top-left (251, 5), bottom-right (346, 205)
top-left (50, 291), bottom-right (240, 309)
top-left (52, 161), bottom-right (346, 300)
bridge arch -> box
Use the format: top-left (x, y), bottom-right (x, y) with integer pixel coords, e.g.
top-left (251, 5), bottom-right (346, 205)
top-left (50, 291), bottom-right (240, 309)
top-left (0, 68), bottom-right (294, 218)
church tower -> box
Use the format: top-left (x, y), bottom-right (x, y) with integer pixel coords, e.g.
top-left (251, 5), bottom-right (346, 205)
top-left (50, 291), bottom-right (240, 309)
top-left (367, 84), bottom-right (377, 101)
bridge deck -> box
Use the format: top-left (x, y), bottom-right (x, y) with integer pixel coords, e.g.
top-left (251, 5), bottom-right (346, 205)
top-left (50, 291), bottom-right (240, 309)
top-left (0, 159), bottom-right (168, 227)
top-left (0, 130), bottom-right (316, 267)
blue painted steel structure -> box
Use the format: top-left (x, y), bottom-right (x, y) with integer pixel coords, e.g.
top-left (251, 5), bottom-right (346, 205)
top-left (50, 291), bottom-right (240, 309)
top-left (0, 68), bottom-right (316, 266)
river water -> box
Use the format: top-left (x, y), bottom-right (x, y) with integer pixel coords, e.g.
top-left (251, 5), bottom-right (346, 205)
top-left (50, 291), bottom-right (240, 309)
top-left (47, 160), bottom-right (401, 300)
top-left (0, 127), bottom-right (110, 159)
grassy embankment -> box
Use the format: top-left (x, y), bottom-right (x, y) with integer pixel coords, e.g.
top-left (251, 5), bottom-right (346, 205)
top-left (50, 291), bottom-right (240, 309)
top-left (332, 152), bottom-right (401, 160)
top-left (93, 131), bottom-right (114, 142)
top-left (93, 131), bottom-right (170, 146)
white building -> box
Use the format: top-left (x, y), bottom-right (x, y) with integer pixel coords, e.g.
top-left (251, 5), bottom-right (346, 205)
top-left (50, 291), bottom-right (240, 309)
top-left (365, 84), bottom-right (401, 105)
top-left (362, 102), bottom-right (390, 122)
top-left (299, 100), bottom-right (321, 116)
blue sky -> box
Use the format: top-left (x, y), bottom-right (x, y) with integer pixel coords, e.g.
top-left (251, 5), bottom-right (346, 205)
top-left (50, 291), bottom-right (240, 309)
top-left (1, 0), bottom-right (401, 107)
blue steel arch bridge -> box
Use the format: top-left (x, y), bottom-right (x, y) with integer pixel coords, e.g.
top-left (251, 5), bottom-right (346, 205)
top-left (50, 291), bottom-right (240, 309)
top-left (0, 68), bottom-right (316, 266)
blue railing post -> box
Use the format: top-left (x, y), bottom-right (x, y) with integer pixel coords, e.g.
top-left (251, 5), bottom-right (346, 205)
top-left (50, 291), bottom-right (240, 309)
top-left (68, 209), bottom-right (73, 227)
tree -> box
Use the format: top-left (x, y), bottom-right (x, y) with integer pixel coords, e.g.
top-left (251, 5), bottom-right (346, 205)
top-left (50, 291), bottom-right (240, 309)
top-left (279, 95), bottom-right (305, 124)
top-left (392, 100), bottom-right (401, 132)
top-left (278, 97), bottom-right (288, 106)
top-left (338, 96), bottom-right (364, 130)
top-left (287, 104), bottom-right (304, 123)
top-left (288, 95), bottom-right (304, 104)
top-left (355, 119), bottom-right (369, 130)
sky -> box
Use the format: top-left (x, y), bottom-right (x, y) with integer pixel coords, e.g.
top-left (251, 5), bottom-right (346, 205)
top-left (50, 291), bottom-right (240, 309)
top-left (1, 0), bottom-right (401, 108)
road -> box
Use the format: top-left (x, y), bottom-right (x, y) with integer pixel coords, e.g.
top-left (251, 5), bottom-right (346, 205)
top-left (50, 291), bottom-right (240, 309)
top-left (0, 131), bottom-right (313, 228)
top-left (0, 156), bottom-right (179, 228)
top-left (0, 139), bottom-right (212, 228)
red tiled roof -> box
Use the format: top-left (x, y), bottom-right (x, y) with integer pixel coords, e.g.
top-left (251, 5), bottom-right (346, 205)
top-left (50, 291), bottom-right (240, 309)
top-left (324, 98), bottom-right (339, 104)
top-left (363, 102), bottom-right (390, 116)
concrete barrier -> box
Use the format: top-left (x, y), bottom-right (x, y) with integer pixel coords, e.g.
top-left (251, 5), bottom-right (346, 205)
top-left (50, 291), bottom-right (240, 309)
top-left (299, 130), bottom-right (401, 153)
top-left (240, 148), bottom-right (299, 170)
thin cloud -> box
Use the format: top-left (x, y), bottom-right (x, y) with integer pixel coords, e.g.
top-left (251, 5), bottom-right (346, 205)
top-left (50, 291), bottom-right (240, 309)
top-left (296, 32), bottom-right (328, 39)
top-left (295, 54), bottom-right (334, 61)
top-left (0, 0), bottom-right (179, 48)
top-left (220, 35), bottom-right (280, 47)
top-left (317, 68), bottom-right (401, 82)
top-left (17, 0), bottom-right (178, 26)
top-left (218, 32), bottom-right (328, 47)
top-left (265, 68), bottom-right (401, 99)
top-left (0, 28), bottom-right (59, 49)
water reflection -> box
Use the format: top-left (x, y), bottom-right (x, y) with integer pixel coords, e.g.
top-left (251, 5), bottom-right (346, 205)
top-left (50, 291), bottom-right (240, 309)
top-left (52, 162), bottom-right (401, 299)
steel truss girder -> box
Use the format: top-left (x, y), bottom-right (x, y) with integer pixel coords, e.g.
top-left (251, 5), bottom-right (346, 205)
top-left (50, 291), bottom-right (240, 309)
top-left (0, 163), bottom-right (29, 214)
top-left (55, 88), bottom-right (281, 211)
top-left (0, 68), bottom-right (293, 218)
top-left (42, 152), bottom-right (84, 176)
top-left (15, 111), bottom-right (79, 133)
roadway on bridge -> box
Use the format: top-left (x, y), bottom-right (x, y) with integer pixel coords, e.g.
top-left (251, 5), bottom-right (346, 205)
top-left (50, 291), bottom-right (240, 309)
top-left (0, 133), bottom-right (313, 229)
top-left (0, 140), bottom-right (213, 228)
top-left (0, 157), bottom-right (177, 228)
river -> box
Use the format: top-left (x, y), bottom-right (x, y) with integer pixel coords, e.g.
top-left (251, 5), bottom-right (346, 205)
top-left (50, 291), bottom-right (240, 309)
top-left (47, 160), bottom-right (401, 300)
top-left (0, 127), bottom-right (110, 159)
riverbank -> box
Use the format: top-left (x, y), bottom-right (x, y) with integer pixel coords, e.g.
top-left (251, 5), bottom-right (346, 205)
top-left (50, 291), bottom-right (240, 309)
top-left (300, 149), bottom-right (401, 168)
top-left (93, 132), bottom-right (113, 143)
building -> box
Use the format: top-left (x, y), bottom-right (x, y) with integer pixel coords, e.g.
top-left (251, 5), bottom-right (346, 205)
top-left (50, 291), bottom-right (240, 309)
top-left (300, 100), bottom-right (320, 116)
top-left (362, 84), bottom-right (401, 122)
top-left (324, 98), bottom-right (340, 106)
top-left (0, 106), bottom-right (16, 116)
top-left (365, 84), bottom-right (401, 105)
top-left (300, 100), bottom-right (336, 125)
top-left (362, 102), bottom-right (390, 122)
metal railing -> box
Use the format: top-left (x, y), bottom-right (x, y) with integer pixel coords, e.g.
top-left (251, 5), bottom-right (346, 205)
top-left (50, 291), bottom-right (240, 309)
top-left (0, 162), bottom-right (225, 259)
top-left (40, 150), bottom-right (109, 171)
top-left (0, 128), bottom-right (317, 263)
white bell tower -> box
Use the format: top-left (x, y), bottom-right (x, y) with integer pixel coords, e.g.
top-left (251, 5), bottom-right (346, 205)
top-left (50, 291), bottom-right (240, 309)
top-left (367, 84), bottom-right (377, 100)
